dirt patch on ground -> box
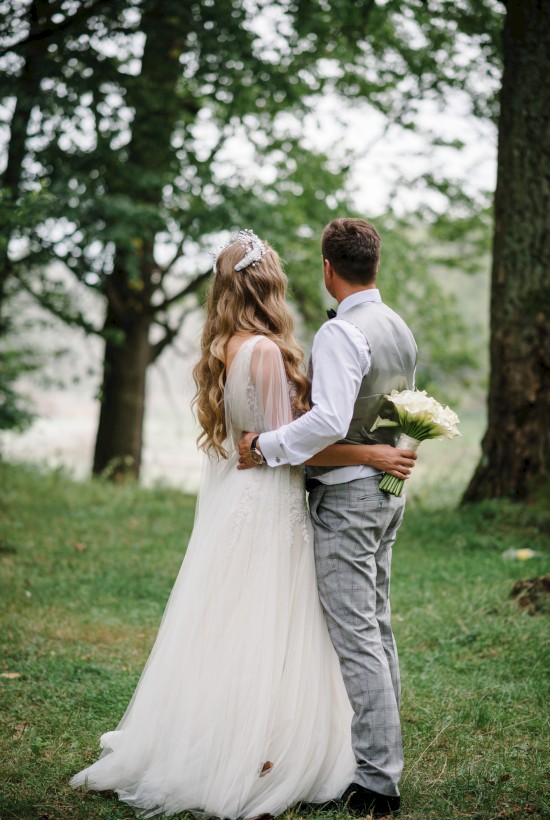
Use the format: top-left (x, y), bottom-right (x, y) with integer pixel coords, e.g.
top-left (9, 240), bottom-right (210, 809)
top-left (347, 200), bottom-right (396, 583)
top-left (510, 573), bottom-right (550, 615)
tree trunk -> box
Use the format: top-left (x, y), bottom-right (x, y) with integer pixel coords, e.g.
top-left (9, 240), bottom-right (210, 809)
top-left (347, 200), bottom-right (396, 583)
top-left (91, 1), bottom-right (184, 480)
top-left (463, 0), bottom-right (550, 502)
top-left (92, 306), bottom-right (152, 480)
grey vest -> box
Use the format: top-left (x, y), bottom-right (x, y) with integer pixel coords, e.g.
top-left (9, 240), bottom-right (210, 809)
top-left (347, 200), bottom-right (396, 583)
top-left (308, 300), bottom-right (417, 478)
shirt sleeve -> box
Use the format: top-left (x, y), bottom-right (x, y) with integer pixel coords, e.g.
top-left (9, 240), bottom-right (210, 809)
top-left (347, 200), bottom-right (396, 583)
top-left (259, 320), bottom-right (369, 466)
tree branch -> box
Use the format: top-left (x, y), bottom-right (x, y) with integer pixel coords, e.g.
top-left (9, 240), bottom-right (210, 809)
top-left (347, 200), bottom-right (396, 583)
top-left (0, 0), bottom-right (117, 58)
top-left (9, 244), bottom-right (103, 291)
top-left (159, 237), bottom-right (185, 276)
top-left (150, 309), bottom-right (193, 362)
top-left (154, 269), bottom-right (211, 312)
top-left (14, 271), bottom-right (102, 336)
top-left (7, 246), bottom-right (52, 270)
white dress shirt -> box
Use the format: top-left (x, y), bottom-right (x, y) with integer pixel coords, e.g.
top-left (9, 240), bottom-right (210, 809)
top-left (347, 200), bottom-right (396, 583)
top-left (259, 289), bottom-right (383, 484)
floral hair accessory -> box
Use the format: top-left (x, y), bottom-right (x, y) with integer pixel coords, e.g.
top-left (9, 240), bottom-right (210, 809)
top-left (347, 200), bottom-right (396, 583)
top-left (213, 229), bottom-right (267, 273)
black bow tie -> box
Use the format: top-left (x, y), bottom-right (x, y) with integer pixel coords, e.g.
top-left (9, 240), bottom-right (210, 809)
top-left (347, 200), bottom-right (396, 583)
top-left (326, 308), bottom-right (337, 319)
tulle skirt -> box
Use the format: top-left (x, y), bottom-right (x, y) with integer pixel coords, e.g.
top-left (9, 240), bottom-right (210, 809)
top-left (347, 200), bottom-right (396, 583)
top-left (70, 454), bottom-right (355, 817)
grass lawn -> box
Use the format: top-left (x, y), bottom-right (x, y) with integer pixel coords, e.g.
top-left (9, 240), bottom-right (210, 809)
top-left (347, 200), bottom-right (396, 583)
top-left (0, 460), bottom-right (549, 820)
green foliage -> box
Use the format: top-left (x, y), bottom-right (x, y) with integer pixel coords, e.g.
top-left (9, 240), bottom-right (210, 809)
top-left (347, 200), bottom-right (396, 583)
top-left (0, 347), bottom-right (36, 431)
top-left (0, 0), bottom-right (503, 342)
top-left (0, 461), bottom-right (548, 819)
top-left (0, 185), bottom-right (61, 429)
top-left (294, 0), bottom-right (503, 120)
top-left (1, 0), bottom-right (362, 351)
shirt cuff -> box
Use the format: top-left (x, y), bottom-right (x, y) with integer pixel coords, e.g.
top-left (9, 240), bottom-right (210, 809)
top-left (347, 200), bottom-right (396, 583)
top-left (258, 431), bottom-right (287, 467)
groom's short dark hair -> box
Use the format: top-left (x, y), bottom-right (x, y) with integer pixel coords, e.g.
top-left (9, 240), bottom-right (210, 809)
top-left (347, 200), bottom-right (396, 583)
top-left (322, 218), bottom-right (381, 285)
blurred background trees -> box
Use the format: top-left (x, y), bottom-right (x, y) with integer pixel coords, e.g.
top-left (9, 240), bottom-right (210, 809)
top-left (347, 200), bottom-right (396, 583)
top-left (5, 0), bottom-right (544, 501)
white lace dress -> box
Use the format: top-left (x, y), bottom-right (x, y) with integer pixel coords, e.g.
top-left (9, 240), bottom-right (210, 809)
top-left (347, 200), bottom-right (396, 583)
top-left (70, 335), bottom-right (355, 818)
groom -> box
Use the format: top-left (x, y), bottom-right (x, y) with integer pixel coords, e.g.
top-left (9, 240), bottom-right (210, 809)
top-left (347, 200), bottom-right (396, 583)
top-left (238, 218), bottom-right (417, 818)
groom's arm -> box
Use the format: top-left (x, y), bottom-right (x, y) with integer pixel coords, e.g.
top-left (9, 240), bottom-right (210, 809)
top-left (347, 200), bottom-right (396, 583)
top-left (254, 320), bottom-right (366, 467)
top-left (306, 442), bottom-right (416, 478)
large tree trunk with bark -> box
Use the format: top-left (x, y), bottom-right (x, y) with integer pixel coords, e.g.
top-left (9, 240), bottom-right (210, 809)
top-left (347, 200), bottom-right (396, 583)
top-left (463, 0), bottom-right (550, 502)
top-left (93, 306), bottom-right (152, 479)
top-left (91, 1), bottom-right (184, 480)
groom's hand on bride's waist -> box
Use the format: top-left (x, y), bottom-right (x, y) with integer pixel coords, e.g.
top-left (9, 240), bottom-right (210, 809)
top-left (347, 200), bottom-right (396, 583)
top-left (237, 431), bottom-right (261, 470)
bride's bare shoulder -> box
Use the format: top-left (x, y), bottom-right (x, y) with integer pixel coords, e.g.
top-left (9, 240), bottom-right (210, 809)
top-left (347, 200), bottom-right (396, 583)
top-left (225, 333), bottom-right (260, 372)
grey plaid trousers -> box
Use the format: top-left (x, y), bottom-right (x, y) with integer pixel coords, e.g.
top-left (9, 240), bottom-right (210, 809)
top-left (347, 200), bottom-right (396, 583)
top-left (308, 476), bottom-right (405, 797)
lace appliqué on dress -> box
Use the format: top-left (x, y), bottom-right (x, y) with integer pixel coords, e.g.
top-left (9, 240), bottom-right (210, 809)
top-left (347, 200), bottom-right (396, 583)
top-left (288, 467), bottom-right (311, 545)
top-left (230, 480), bottom-right (255, 542)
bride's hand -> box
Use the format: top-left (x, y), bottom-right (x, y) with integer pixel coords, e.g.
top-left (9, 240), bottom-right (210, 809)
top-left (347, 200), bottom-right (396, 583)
top-left (237, 431), bottom-right (260, 470)
top-left (362, 444), bottom-right (417, 479)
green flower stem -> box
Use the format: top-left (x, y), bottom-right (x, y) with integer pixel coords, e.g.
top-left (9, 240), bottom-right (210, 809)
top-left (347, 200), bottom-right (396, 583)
top-left (399, 420), bottom-right (431, 440)
top-left (379, 432), bottom-right (422, 497)
top-left (379, 473), bottom-right (404, 497)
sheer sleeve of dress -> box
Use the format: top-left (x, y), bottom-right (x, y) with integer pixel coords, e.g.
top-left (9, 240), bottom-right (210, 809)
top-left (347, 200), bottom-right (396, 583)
top-left (249, 337), bottom-right (293, 431)
top-left (224, 336), bottom-right (293, 451)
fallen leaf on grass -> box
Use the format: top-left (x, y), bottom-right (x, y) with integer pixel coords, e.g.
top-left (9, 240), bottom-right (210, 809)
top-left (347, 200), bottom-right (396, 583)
top-left (73, 542), bottom-right (87, 552)
top-left (0, 672), bottom-right (22, 679)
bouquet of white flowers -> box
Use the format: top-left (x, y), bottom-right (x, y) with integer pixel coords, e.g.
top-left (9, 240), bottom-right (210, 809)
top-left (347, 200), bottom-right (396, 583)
top-left (371, 389), bottom-right (461, 497)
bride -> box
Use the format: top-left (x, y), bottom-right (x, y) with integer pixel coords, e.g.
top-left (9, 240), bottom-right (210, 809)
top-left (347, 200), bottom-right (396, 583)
top-left (71, 231), bottom-right (395, 818)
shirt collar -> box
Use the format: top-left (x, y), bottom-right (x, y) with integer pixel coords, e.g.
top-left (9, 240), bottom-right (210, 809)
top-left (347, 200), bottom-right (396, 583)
top-left (337, 288), bottom-right (381, 316)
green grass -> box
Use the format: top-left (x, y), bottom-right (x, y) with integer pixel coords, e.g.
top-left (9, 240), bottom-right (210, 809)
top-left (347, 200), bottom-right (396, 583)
top-left (0, 461), bottom-right (549, 820)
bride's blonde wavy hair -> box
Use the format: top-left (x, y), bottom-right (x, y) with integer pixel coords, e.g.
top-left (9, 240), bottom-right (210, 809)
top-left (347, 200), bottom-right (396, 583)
top-left (192, 239), bottom-right (310, 459)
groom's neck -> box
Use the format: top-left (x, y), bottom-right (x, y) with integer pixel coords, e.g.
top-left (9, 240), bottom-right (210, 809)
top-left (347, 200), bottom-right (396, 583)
top-left (333, 281), bottom-right (377, 304)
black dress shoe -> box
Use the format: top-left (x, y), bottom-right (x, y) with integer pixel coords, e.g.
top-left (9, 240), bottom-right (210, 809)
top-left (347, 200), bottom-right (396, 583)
top-left (340, 782), bottom-right (401, 817)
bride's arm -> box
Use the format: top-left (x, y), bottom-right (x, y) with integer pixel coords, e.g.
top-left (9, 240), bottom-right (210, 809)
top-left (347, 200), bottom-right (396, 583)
top-left (306, 443), bottom-right (417, 480)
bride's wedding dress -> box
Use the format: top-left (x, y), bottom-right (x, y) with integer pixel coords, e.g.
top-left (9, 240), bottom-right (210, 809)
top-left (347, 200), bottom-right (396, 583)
top-left (71, 335), bottom-right (354, 818)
